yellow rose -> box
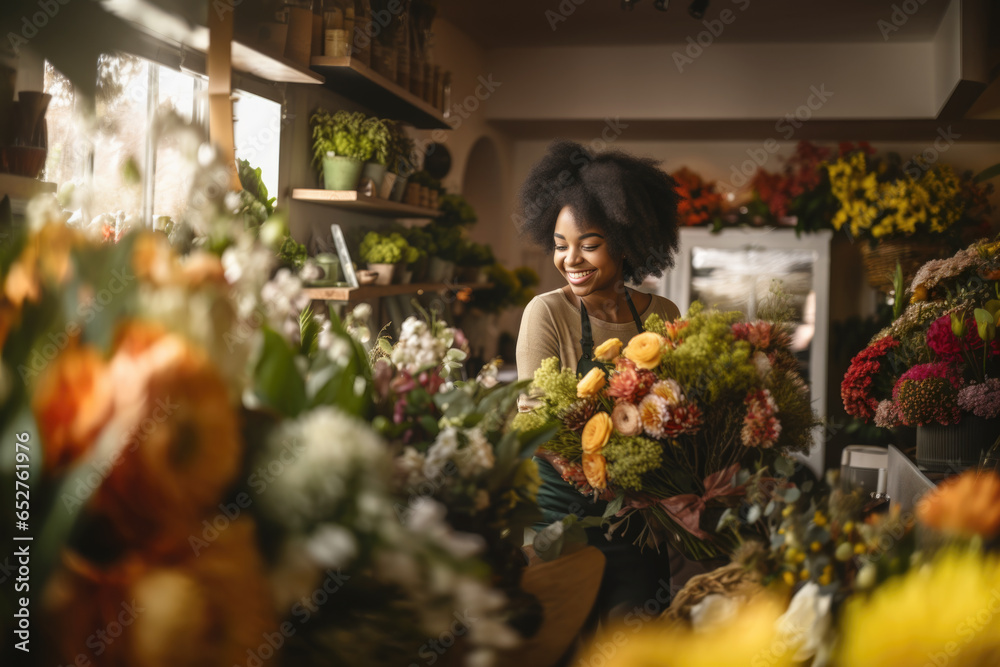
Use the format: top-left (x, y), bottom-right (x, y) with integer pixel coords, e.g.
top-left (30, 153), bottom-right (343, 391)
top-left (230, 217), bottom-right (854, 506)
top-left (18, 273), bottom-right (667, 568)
top-left (593, 337), bottom-right (622, 362)
top-left (577, 367), bottom-right (607, 398)
top-left (582, 453), bottom-right (607, 490)
top-left (581, 412), bottom-right (613, 454)
top-left (623, 331), bottom-right (664, 370)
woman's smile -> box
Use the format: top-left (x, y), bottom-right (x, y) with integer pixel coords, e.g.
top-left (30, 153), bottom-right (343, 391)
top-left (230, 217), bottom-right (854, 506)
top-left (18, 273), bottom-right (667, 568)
top-left (566, 268), bottom-right (597, 284)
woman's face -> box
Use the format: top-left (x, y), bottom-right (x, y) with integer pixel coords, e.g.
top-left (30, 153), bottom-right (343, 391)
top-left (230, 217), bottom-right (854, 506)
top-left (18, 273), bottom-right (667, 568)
top-left (553, 206), bottom-right (622, 296)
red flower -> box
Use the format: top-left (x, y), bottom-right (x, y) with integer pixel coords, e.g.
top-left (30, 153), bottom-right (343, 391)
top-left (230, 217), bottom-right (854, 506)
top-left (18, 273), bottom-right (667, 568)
top-left (841, 336), bottom-right (900, 421)
top-left (606, 358), bottom-right (656, 403)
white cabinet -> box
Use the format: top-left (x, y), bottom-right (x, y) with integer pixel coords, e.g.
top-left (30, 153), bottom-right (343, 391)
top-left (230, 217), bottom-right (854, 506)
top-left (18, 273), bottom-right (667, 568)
top-left (658, 227), bottom-right (832, 474)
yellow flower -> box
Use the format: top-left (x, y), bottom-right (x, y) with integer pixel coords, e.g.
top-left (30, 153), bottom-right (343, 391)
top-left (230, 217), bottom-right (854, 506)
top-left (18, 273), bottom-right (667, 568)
top-left (581, 412), bottom-right (613, 454)
top-left (622, 331), bottom-right (664, 370)
top-left (593, 337), bottom-right (622, 362)
top-left (577, 596), bottom-right (795, 667)
top-left (837, 550), bottom-right (1000, 667)
top-left (582, 452), bottom-right (607, 490)
top-left (916, 470), bottom-right (1000, 538)
top-left (577, 366), bottom-right (606, 398)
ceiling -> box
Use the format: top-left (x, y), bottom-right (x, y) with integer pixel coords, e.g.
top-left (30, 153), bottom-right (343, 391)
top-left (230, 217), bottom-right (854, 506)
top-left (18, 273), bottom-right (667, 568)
top-left (437, 0), bottom-right (953, 49)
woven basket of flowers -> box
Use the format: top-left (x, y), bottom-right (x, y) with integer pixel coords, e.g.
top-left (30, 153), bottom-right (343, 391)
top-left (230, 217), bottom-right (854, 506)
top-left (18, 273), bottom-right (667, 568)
top-left (858, 240), bottom-right (946, 293)
top-left (662, 563), bottom-right (763, 626)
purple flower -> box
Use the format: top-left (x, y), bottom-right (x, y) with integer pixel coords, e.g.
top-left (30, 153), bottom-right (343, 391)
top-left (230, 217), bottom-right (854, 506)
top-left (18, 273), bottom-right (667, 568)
top-left (957, 379), bottom-right (1000, 419)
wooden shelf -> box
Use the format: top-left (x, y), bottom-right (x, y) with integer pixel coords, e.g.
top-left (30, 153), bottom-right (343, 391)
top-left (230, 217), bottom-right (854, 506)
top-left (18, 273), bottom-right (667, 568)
top-left (0, 174), bottom-right (57, 215)
top-left (100, 0), bottom-right (323, 84)
top-left (304, 282), bottom-right (493, 303)
top-left (291, 189), bottom-right (441, 218)
top-left (310, 56), bottom-right (450, 129)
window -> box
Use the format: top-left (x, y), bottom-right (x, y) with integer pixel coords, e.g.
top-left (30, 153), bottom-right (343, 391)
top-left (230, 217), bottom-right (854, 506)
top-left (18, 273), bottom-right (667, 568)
top-left (42, 50), bottom-right (282, 228)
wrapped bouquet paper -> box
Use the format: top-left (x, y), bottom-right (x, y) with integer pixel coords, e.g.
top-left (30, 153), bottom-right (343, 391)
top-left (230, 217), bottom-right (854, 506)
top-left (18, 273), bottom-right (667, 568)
top-left (516, 302), bottom-right (819, 560)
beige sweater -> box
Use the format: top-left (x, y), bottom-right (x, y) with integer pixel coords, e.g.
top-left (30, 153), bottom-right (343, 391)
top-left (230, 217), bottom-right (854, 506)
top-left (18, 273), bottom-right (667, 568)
top-left (516, 288), bottom-right (681, 380)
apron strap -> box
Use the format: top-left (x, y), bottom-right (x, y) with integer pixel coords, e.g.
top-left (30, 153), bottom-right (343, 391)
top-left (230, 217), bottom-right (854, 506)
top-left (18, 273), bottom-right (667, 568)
top-left (577, 289), bottom-right (646, 376)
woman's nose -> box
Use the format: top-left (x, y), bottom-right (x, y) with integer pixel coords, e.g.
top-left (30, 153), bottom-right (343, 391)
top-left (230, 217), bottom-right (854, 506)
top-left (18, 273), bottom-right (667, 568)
top-left (566, 246), bottom-right (581, 264)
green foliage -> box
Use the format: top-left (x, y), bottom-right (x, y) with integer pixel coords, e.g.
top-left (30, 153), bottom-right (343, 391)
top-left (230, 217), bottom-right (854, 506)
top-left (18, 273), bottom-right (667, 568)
top-left (425, 223), bottom-right (463, 262)
top-left (604, 434), bottom-right (663, 491)
top-left (359, 231), bottom-right (412, 264)
top-left (237, 158), bottom-right (275, 216)
top-left (470, 264), bottom-right (539, 314)
top-left (310, 109), bottom-right (371, 172)
top-left (252, 327), bottom-right (308, 418)
top-left (436, 193), bottom-right (477, 227)
top-left (407, 170), bottom-right (442, 191)
top-left (455, 239), bottom-right (494, 267)
top-left (361, 116), bottom-right (392, 166)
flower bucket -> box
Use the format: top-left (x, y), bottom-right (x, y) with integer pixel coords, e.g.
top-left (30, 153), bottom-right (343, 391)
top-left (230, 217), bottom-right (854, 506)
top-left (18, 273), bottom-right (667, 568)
top-left (367, 263), bottom-right (395, 286)
top-left (361, 161), bottom-right (386, 190)
top-left (916, 415), bottom-right (1000, 473)
top-left (322, 155), bottom-right (363, 191)
top-left (859, 240), bottom-right (947, 293)
top-left (379, 171), bottom-right (397, 200)
top-left (427, 256), bottom-right (450, 283)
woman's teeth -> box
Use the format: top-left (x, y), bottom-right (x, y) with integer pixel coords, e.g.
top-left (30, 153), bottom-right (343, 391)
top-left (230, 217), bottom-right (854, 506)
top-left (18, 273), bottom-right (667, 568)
top-left (568, 269), bottom-right (595, 283)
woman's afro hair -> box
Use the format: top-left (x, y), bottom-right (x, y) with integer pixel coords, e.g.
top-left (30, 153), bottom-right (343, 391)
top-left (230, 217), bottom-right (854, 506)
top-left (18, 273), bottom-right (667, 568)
top-left (516, 140), bottom-right (682, 284)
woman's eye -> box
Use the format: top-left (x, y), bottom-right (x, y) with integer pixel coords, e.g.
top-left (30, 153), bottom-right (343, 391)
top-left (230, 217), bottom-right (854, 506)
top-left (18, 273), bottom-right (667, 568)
top-left (583, 246), bottom-right (598, 251)
top-left (554, 245), bottom-right (566, 251)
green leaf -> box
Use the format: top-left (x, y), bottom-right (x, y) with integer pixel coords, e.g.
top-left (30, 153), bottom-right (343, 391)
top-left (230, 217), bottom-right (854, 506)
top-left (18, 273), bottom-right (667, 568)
top-left (974, 163), bottom-right (1000, 184)
top-left (774, 456), bottom-right (796, 478)
top-left (746, 504), bottom-right (762, 524)
top-left (253, 327), bottom-right (307, 417)
top-left (603, 494), bottom-right (624, 518)
top-left (783, 487), bottom-right (801, 503)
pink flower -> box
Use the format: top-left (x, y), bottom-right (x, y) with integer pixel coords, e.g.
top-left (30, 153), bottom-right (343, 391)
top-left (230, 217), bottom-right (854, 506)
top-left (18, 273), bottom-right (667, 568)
top-left (742, 388), bottom-right (781, 448)
top-left (874, 400), bottom-right (902, 428)
top-left (958, 379), bottom-right (1000, 419)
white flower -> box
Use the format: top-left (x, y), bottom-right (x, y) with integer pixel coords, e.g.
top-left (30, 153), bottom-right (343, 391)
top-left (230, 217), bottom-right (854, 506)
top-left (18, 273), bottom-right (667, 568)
top-left (407, 498), bottom-right (485, 559)
top-left (690, 594), bottom-right (742, 633)
top-left (775, 582), bottom-right (833, 664)
top-left (260, 407), bottom-right (389, 530)
top-left (454, 428), bottom-right (495, 477)
top-left (424, 427), bottom-right (460, 480)
top-left (394, 446), bottom-right (427, 489)
top-left (306, 523), bottom-right (358, 568)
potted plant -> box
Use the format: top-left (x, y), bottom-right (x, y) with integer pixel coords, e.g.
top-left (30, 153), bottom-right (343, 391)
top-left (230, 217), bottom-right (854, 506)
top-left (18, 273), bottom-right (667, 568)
top-left (310, 109), bottom-right (371, 190)
top-left (359, 231), bottom-right (411, 285)
top-left (402, 225), bottom-right (435, 281)
top-left (425, 222), bottom-right (462, 282)
top-left (455, 239), bottom-right (494, 283)
top-left (386, 122), bottom-right (416, 202)
top-left (842, 238), bottom-right (1000, 472)
top-left (359, 116), bottom-right (394, 197)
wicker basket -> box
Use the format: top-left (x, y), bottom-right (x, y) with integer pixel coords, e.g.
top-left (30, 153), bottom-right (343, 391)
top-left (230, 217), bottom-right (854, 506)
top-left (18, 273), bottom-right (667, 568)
top-left (858, 240), bottom-right (946, 293)
top-left (663, 562), bottom-right (763, 625)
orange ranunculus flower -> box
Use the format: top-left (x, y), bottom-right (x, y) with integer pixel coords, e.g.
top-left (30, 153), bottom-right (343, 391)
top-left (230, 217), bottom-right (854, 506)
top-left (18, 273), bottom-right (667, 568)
top-left (623, 331), bottom-right (664, 370)
top-left (42, 518), bottom-right (275, 667)
top-left (582, 412), bottom-right (613, 454)
top-left (577, 366), bottom-right (607, 398)
top-left (179, 251), bottom-right (227, 287)
top-left (593, 337), bottom-right (623, 362)
top-left (916, 470), bottom-right (1000, 538)
top-left (583, 453), bottom-right (607, 490)
top-left (94, 321), bottom-right (243, 555)
top-left (31, 344), bottom-right (114, 474)
top-left (132, 231), bottom-right (179, 286)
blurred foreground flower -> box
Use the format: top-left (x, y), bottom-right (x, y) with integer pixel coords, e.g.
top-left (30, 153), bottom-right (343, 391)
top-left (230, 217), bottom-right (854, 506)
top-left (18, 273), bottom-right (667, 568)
top-left (916, 469), bottom-right (1000, 538)
top-left (836, 550), bottom-right (1000, 666)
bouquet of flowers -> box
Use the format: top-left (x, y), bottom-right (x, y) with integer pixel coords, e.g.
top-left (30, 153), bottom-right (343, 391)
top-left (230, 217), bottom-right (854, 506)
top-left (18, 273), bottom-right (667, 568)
top-left (842, 238), bottom-right (1000, 430)
top-left (670, 167), bottom-right (726, 229)
top-left (370, 309), bottom-right (556, 618)
top-left (516, 301), bottom-right (819, 559)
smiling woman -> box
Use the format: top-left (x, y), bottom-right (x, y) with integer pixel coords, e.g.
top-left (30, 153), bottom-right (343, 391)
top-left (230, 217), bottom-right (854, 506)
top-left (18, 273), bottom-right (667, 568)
top-left (514, 139), bottom-right (684, 623)
top-left (515, 140), bottom-right (682, 382)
